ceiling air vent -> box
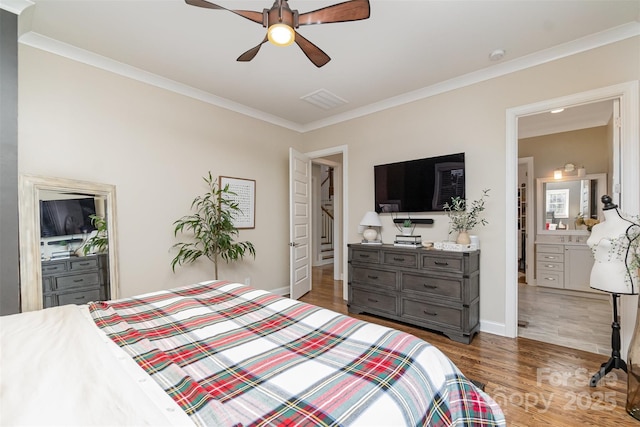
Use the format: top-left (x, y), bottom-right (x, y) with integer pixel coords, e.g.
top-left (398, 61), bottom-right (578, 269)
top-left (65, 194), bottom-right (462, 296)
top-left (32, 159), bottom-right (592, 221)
top-left (301, 89), bottom-right (348, 110)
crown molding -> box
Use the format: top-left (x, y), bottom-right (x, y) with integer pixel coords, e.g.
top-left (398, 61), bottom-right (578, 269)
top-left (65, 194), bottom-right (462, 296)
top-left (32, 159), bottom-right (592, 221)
top-left (0, 0), bottom-right (33, 15)
top-left (301, 22), bottom-right (640, 132)
top-left (16, 20), bottom-right (640, 133)
top-left (18, 32), bottom-right (305, 133)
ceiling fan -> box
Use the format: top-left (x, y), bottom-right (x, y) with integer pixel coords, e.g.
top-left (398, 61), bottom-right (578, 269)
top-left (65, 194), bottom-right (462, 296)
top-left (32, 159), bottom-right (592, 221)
top-left (185, 0), bottom-right (371, 67)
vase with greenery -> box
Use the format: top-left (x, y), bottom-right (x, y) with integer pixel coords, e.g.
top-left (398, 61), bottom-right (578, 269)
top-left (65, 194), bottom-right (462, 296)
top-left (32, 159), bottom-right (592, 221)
top-left (171, 172), bottom-right (256, 280)
top-left (401, 219), bottom-right (413, 236)
top-left (443, 189), bottom-right (490, 244)
top-left (82, 215), bottom-right (108, 255)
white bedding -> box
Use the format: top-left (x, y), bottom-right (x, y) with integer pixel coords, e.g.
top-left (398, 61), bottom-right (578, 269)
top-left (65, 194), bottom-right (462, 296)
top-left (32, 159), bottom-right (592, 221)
top-left (0, 304), bottom-right (194, 426)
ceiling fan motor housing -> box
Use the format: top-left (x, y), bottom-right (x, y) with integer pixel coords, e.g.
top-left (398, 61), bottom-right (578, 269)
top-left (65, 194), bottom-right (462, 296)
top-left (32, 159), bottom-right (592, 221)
top-left (263, 0), bottom-right (299, 28)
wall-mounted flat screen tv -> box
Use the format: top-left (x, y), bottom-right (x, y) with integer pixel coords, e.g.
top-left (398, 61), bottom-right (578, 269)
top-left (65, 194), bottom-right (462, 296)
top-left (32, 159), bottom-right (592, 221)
top-left (374, 153), bottom-right (465, 213)
top-left (40, 198), bottom-right (97, 238)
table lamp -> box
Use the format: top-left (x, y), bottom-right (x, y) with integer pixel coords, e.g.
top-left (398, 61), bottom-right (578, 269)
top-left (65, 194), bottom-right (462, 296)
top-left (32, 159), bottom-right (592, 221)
top-left (360, 211), bottom-right (382, 243)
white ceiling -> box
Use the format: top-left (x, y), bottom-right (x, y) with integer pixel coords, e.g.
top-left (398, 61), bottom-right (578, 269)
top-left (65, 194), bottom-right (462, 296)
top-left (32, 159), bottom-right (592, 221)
top-left (6, 0), bottom-right (640, 132)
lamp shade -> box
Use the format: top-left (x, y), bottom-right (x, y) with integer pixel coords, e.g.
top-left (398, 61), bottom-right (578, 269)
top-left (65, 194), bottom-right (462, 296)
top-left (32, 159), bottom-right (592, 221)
top-left (360, 211), bottom-right (382, 227)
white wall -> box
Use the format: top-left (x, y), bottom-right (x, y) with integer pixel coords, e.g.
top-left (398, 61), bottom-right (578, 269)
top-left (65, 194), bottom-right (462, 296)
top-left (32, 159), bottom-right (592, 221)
top-left (18, 46), bottom-right (301, 297)
top-left (301, 37), bottom-right (640, 332)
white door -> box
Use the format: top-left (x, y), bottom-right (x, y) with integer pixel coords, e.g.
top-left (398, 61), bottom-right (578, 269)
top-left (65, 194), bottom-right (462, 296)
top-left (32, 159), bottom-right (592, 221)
top-left (289, 148), bottom-right (312, 300)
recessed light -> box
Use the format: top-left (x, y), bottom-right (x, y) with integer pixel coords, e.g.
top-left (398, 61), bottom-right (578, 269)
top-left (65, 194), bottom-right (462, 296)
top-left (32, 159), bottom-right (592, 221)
top-left (489, 49), bottom-right (505, 61)
top-left (550, 108), bottom-right (565, 114)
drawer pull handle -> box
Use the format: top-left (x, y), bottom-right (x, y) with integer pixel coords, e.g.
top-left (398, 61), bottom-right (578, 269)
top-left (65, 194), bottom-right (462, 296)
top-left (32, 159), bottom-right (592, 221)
top-left (73, 279), bottom-right (84, 283)
top-left (367, 275), bottom-right (378, 280)
top-left (434, 261), bottom-right (449, 266)
top-left (545, 277), bottom-right (556, 281)
top-left (367, 298), bottom-right (379, 303)
top-left (423, 284), bottom-right (438, 289)
top-left (78, 262), bottom-right (90, 266)
top-left (546, 256), bottom-right (557, 259)
top-left (393, 257), bottom-right (405, 262)
top-left (359, 254), bottom-right (370, 258)
top-left (74, 296), bottom-right (86, 300)
top-left (423, 311), bottom-right (438, 316)
top-left (545, 264), bottom-right (555, 268)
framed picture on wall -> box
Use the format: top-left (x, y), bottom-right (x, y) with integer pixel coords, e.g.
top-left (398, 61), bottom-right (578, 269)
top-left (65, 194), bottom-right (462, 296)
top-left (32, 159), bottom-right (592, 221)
top-left (219, 176), bottom-right (256, 229)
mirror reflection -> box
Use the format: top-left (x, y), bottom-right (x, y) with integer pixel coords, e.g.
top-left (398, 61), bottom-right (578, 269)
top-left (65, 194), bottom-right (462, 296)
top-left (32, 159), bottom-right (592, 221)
top-left (19, 175), bottom-right (119, 312)
top-left (39, 191), bottom-right (111, 308)
top-left (536, 173), bottom-right (606, 234)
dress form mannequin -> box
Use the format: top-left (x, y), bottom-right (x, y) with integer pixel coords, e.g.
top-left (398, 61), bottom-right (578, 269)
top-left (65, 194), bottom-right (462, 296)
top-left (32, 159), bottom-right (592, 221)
top-left (587, 195), bottom-right (640, 387)
top-left (587, 197), bottom-right (639, 295)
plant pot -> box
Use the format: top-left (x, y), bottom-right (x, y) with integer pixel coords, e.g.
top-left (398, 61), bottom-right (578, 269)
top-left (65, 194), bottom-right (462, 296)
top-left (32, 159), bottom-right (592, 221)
top-left (402, 227), bottom-right (412, 236)
top-left (456, 230), bottom-right (471, 245)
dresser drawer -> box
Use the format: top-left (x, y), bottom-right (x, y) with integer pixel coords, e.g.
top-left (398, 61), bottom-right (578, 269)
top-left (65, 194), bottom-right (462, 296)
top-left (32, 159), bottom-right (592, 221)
top-left (401, 273), bottom-right (462, 301)
top-left (351, 248), bottom-right (380, 264)
top-left (70, 258), bottom-right (98, 271)
top-left (351, 288), bottom-right (396, 315)
top-left (401, 298), bottom-right (462, 329)
top-left (420, 255), bottom-right (463, 273)
top-left (383, 251), bottom-right (418, 268)
top-left (42, 262), bottom-right (67, 275)
top-left (57, 288), bottom-right (102, 306)
top-left (537, 271), bottom-right (564, 288)
top-left (537, 252), bottom-right (564, 262)
top-left (54, 272), bottom-right (100, 290)
top-left (536, 244), bottom-right (563, 254)
top-left (351, 267), bottom-right (395, 289)
top-left (536, 260), bottom-right (563, 272)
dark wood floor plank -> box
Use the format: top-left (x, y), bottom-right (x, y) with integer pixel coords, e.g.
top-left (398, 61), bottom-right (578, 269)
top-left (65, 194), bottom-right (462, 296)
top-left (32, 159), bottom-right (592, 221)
top-left (301, 265), bottom-right (638, 426)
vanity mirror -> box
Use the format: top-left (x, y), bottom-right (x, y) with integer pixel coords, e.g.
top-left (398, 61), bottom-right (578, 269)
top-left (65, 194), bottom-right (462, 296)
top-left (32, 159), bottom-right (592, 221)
top-left (18, 175), bottom-right (119, 312)
top-left (536, 173), bottom-right (607, 235)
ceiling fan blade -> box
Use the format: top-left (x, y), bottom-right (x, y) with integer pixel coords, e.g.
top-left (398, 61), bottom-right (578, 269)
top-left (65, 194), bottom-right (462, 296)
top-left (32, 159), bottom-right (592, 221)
top-left (294, 31), bottom-right (330, 68)
top-left (298, 0), bottom-right (370, 26)
top-left (185, 0), bottom-right (263, 24)
top-left (237, 36), bottom-right (269, 62)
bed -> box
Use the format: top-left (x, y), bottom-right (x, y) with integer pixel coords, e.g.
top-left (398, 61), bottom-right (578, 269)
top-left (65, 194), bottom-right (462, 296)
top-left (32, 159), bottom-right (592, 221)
top-left (0, 280), bottom-right (505, 426)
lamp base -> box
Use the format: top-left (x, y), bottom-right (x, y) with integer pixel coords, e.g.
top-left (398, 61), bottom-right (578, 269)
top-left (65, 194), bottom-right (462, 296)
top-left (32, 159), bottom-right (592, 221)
top-left (363, 227), bottom-right (378, 242)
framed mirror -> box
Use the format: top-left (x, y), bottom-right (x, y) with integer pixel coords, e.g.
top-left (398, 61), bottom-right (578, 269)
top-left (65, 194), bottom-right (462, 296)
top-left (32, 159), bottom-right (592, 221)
top-left (536, 173), bottom-right (607, 235)
top-left (18, 175), bottom-right (119, 312)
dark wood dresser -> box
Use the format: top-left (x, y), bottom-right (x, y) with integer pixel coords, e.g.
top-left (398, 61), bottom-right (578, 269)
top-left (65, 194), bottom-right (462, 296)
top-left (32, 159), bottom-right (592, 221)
top-left (348, 243), bottom-right (480, 344)
top-left (41, 254), bottom-right (110, 308)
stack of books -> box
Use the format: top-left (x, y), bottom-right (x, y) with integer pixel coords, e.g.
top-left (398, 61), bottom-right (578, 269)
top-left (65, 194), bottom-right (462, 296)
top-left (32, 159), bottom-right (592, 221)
top-left (394, 235), bottom-right (422, 248)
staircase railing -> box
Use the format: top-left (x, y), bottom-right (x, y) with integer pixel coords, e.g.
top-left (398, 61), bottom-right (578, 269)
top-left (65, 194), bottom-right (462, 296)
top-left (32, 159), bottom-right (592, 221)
top-left (321, 205), bottom-right (334, 251)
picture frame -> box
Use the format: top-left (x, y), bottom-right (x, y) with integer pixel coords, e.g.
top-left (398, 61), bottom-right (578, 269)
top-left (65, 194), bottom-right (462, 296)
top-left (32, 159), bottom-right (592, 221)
top-left (219, 176), bottom-right (256, 229)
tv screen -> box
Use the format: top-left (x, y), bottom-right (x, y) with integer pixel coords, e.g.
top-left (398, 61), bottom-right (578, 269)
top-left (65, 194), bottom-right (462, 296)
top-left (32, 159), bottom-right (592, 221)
top-left (374, 153), bottom-right (465, 213)
top-left (40, 198), bottom-right (97, 238)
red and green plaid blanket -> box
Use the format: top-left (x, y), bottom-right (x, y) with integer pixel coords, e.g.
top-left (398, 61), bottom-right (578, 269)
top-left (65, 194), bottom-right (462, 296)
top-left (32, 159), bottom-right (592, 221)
top-left (89, 281), bottom-right (505, 426)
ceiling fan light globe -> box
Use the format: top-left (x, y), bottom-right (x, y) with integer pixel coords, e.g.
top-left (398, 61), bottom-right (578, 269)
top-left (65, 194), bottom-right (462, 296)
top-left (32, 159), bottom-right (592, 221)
top-left (268, 24), bottom-right (295, 46)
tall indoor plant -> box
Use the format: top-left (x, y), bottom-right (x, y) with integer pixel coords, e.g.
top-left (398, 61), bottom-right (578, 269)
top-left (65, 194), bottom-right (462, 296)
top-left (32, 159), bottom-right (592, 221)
top-left (443, 189), bottom-right (490, 244)
top-left (82, 214), bottom-right (108, 255)
top-left (171, 172), bottom-right (255, 279)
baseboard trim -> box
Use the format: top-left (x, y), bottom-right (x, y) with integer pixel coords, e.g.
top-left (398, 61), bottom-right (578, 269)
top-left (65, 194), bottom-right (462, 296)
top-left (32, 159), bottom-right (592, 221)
top-left (480, 320), bottom-right (507, 337)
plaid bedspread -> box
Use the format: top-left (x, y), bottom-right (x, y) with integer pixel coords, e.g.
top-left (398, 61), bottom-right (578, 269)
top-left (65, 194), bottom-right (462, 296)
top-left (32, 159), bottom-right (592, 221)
top-left (89, 281), bottom-right (505, 426)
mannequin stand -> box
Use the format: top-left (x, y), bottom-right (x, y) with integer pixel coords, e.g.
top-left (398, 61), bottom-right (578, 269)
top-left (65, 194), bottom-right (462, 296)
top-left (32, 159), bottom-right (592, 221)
top-left (590, 293), bottom-right (628, 387)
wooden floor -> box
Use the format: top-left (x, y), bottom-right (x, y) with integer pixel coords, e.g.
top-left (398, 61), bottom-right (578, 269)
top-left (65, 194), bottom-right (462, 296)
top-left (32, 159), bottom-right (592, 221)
top-left (301, 265), bottom-right (638, 426)
top-left (518, 281), bottom-right (611, 355)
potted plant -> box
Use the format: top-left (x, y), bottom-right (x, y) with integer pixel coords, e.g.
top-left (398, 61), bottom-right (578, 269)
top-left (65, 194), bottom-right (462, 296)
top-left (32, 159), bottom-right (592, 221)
top-left (82, 215), bottom-right (108, 255)
top-left (401, 219), bottom-right (413, 236)
top-left (171, 172), bottom-right (255, 280)
top-left (443, 189), bottom-right (490, 244)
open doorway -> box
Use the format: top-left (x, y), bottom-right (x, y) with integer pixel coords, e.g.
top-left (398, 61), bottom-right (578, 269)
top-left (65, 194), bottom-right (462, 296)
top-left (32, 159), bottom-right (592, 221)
top-left (516, 101), bottom-right (613, 354)
top-left (305, 145), bottom-right (348, 300)
top-left (505, 81), bottom-right (639, 357)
